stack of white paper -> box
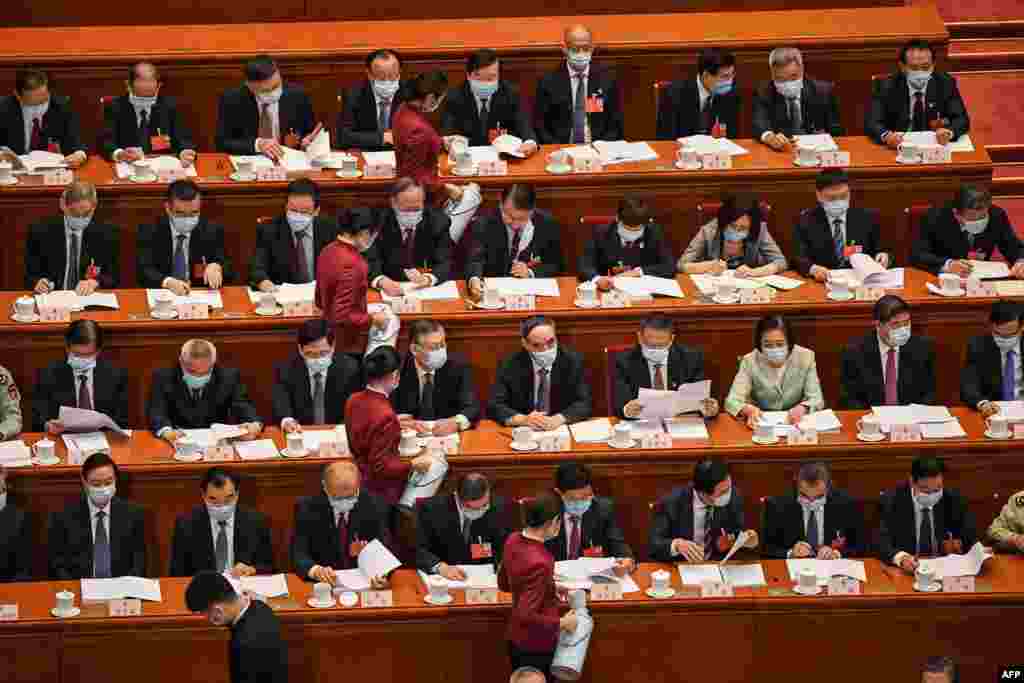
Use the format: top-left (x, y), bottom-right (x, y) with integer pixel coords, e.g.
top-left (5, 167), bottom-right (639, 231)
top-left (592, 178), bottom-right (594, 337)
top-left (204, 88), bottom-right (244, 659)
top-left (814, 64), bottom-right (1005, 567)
top-left (752, 275), bottom-right (805, 291)
top-left (334, 568), bottom-right (372, 591)
top-left (467, 146), bottom-right (500, 165)
top-left (18, 150), bottom-right (66, 172)
top-left (592, 140), bottom-right (659, 165)
top-left (677, 135), bottom-right (750, 156)
top-left (677, 563), bottom-right (766, 587)
top-left (627, 419), bottom-right (665, 437)
top-left (303, 429), bottom-right (343, 452)
top-left (689, 274), bottom-right (763, 296)
top-left (35, 291), bottom-right (120, 311)
top-left (902, 131), bottom-right (975, 153)
top-left (555, 557), bottom-right (640, 593)
top-left (793, 134), bottom-right (839, 151)
top-left (359, 539), bottom-right (402, 580)
top-left (62, 432), bottom-right (112, 458)
top-left (756, 411), bottom-right (794, 437)
top-left (487, 277), bottom-right (561, 297)
top-left (834, 253), bottom-right (904, 289)
top-left (146, 289), bottom-right (224, 310)
top-left (230, 155), bottom-right (276, 170)
top-left (637, 380), bottom-right (711, 419)
top-left (381, 280), bottom-right (461, 302)
top-left (612, 275), bottom-right (685, 298)
top-left (994, 401), bottom-right (1024, 420)
top-left (678, 564), bottom-right (726, 584)
top-left (59, 407), bottom-right (127, 435)
top-left (234, 440), bottom-right (280, 460)
top-left (919, 542), bottom-right (991, 577)
top-left (81, 577), bottom-right (162, 601)
top-left (492, 134), bottom-right (526, 158)
top-left (277, 147), bottom-right (312, 172)
top-left (115, 157), bottom-right (198, 179)
top-left (797, 409), bottom-right (842, 432)
top-left (361, 151), bottom-right (397, 166)
top-left (664, 416), bottom-right (711, 440)
top-left (417, 565), bottom-right (498, 590)
top-left (0, 441), bottom-right (32, 467)
top-left (182, 424), bottom-right (248, 447)
top-left (996, 282), bottom-right (1024, 297)
top-left (305, 128), bottom-right (331, 159)
top-left (533, 425), bottom-right (572, 440)
top-left (921, 420), bottom-right (967, 439)
top-left (225, 573), bottom-right (290, 598)
top-left (568, 418), bottom-right (613, 443)
top-left (872, 404), bottom-right (954, 426)
top-left (968, 261), bottom-right (1010, 280)
top-left (785, 559), bottom-right (868, 586)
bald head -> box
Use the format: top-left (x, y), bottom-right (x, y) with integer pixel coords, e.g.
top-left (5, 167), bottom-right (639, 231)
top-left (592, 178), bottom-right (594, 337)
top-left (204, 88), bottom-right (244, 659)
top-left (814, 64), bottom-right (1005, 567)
top-left (510, 667), bottom-right (546, 683)
top-left (563, 24), bottom-right (593, 50)
top-left (323, 461), bottom-right (360, 498)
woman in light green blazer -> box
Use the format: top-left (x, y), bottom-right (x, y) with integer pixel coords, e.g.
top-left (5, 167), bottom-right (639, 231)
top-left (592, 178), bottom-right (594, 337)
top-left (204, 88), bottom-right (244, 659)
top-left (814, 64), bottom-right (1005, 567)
top-left (725, 314), bottom-right (824, 428)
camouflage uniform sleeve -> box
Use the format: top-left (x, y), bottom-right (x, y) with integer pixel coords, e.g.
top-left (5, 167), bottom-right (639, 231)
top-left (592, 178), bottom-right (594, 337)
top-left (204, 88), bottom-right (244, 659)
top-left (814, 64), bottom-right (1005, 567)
top-left (0, 366), bottom-right (22, 439)
top-left (988, 492), bottom-right (1024, 547)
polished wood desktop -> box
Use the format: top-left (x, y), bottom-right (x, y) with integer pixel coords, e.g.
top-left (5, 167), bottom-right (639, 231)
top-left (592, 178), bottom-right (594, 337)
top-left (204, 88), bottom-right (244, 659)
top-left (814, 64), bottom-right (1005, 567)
top-left (0, 558), bottom-right (1020, 683)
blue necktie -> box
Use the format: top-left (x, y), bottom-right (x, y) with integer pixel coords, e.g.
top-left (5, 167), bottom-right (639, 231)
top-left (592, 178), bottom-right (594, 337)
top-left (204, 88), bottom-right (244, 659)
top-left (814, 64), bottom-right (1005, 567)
top-left (94, 510), bottom-right (111, 578)
top-left (832, 219), bottom-right (844, 265)
top-left (173, 235), bottom-right (187, 281)
top-left (1004, 350), bottom-right (1017, 401)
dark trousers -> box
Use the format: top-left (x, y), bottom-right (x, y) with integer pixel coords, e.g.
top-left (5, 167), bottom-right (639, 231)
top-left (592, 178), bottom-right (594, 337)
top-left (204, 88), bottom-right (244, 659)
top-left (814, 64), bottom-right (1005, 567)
top-left (508, 641), bottom-right (555, 681)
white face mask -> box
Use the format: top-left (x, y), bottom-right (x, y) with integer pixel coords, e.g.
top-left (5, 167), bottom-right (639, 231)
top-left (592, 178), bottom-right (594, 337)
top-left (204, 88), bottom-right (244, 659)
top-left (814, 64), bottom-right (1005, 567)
top-left (566, 49), bottom-right (592, 71)
top-left (711, 489), bottom-right (732, 508)
top-left (906, 69), bottom-right (932, 91)
top-left (129, 93), bottom-right (158, 109)
top-left (961, 216), bottom-right (989, 236)
top-left (887, 324), bottom-right (911, 348)
top-left (994, 334), bottom-right (1020, 352)
top-left (617, 223), bottom-right (643, 244)
top-left (419, 346), bottom-right (447, 371)
top-left (256, 86), bottom-right (283, 105)
top-left (372, 79), bottom-right (400, 100)
top-left (641, 345), bottom-right (669, 365)
top-left (762, 346), bottom-right (789, 365)
top-left (915, 488), bottom-right (943, 508)
top-left (531, 346), bottom-right (557, 369)
top-left (821, 198), bottom-right (849, 218)
top-left (774, 79), bottom-right (803, 99)
top-left (86, 482), bottom-right (116, 508)
top-left (287, 211), bottom-right (314, 232)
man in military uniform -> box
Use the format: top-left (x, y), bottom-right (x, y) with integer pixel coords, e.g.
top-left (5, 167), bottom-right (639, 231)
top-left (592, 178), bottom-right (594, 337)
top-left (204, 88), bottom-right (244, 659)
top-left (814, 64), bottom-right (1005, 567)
top-left (0, 367), bottom-right (22, 441)
top-left (988, 491), bottom-right (1024, 551)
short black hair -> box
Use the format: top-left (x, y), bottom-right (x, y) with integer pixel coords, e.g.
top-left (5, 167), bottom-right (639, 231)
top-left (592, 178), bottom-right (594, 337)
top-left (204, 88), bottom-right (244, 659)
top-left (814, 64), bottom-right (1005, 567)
top-left (693, 459), bottom-right (730, 494)
top-left (82, 452), bottom-right (119, 481)
top-left (466, 49), bottom-right (499, 74)
top-left (991, 300), bottom-right (1023, 325)
top-left (815, 168), bottom-right (850, 191)
top-left (697, 48), bottom-right (735, 77)
top-left (639, 314), bottom-right (674, 334)
top-left (502, 184), bottom-right (536, 211)
top-left (954, 184), bottom-right (991, 212)
top-left (15, 70), bottom-right (48, 94)
top-left (297, 319), bottom-right (333, 347)
top-left (754, 315), bottom-right (792, 351)
top-left (185, 571), bottom-right (238, 612)
top-left (167, 179), bottom-right (200, 202)
top-left (555, 462), bottom-right (592, 492)
top-left (911, 456), bottom-right (946, 481)
top-left (409, 70), bottom-right (448, 100)
top-left (617, 195), bottom-right (650, 226)
top-left (66, 319), bottom-right (103, 349)
top-left (797, 462), bottom-right (830, 486)
top-left (874, 294), bottom-right (910, 323)
top-left (524, 492), bottom-right (563, 527)
top-left (244, 55), bottom-right (278, 82)
top-left (457, 473), bottom-right (490, 502)
top-left (338, 212), bottom-right (369, 237)
top-left (389, 176), bottom-right (423, 198)
top-left (201, 467), bottom-right (239, 492)
top-left (922, 657), bottom-right (958, 683)
top-left (408, 319), bottom-right (443, 346)
top-left (287, 178), bottom-right (320, 208)
top-left (899, 39), bottom-right (934, 64)
top-left (365, 49), bottom-right (401, 69)
top-left (715, 194), bottom-right (764, 250)
top-left (520, 315), bottom-right (555, 339)
top-left (364, 345), bottom-right (400, 381)
top-left (128, 62), bottom-right (160, 84)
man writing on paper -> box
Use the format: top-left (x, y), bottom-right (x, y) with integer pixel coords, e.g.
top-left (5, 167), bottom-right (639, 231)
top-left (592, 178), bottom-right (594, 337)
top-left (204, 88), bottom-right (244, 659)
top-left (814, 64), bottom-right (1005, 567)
top-left (548, 463), bottom-right (634, 574)
top-left (337, 49), bottom-right (405, 151)
top-left (0, 466), bottom-right (33, 582)
top-left (577, 195), bottom-right (676, 288)
top-left (753, 47), bottom-right (843, 152)
top-left (649, 459), bottom-right (758, 562)
top-left (614, 314), bottom-right (718, 419)
top-left (274, 320), bottom-right (361, 433)
top-left (48, 453), bottom-right (146, 579)
top-left (794, 169), bottom-right (888, 283)
top-left (441, 49), bottom-right (537, 155)
top-left (185, 571), bottom-right (288, 683)
top-left (879, 456), bottom-right (977, 574)
top-left (840, 295), bottom-right (936, 409)
top-left (489, 316), bottom-right (592, 430)
top-left (170, 467), bottom-right (273, 577)
top-left (0, 366), bottom-right (22, 441)
top-left (961, 300), bottom-right (1024, 417)
top-left (911, 185), bottom-right (1024, 279)
top-left (249, 179), bottom-right (338, 292)
top-left (215, 55), bottom-right (319, 161)
top-left (148, 339), bottom-right (262, 443)
top-left (866, 39), bottom-right (969, 149)
top-left (359, 177), bottom-right (453, 296)
top-left (25, 182), bottom-right (120, 295)
top-left (137, 180), bottom-right (232, 294)
top-left (101, 62), bottom-right (195, 165)
top-left (393, 320), bottom-right (479, 437)
top-left (32, 320), bottom-right (129, 433)
top-left (762, 462), bottom-right (865, 559)
top-left (0, 69), bottom-right (86, 166)
top-left (466, 184), bottom-right (564, 300)
top-left (656, 48), bottom-right (739, 140)
top-left (290, 461), bottom-right (393, 587)
top-left (416, 472), bottom-right (509, 579)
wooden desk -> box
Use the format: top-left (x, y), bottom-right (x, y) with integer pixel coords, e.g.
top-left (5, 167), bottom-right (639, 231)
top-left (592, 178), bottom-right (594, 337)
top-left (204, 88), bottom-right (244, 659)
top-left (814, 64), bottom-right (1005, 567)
top-left (1, 559), bottom-right (1020, 683)
top-left (0, 269), bottom-right (1005, 429)
top-left (0, 7), bottom-right (948, 149)
top-left (6, 409), bottom-right (1023, 583)
top-left (0, 138), bottom-right (991, 293)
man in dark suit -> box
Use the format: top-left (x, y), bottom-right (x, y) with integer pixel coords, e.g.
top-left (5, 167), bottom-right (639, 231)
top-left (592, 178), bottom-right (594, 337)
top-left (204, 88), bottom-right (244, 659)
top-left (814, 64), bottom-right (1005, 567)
top-left (840, 295), bottom-right (936, 409)
top-left (866, 39), bottom-right (970, 148)
top-left (249, 179), bottom-right (337, 291)
top-left (416, 473), bottom-right (509, 578)
top-left (534, 24), bottom-right (624, 144)
top-left (148, 339), bottom-right (262, 442)
top-left (170, 467), bottom-right (273, 577)
top-left (337, 49), bottom-right (405, 151)
top-left (656, 48), bottom-right (739, 140)
top-left (911, 185), bottom-right (1024, 278)
top-left (32, 320), bottom-right (129, 432)
top-left (650, 459), bottom-right (759, 562)
top-left (489, 316), bottom-right (592, 428)
top-left (794, 168), bottom-right (889, 281)
top-left (441, 49), bottom-right (538, 155)
top-left (291, 461), bottom-right (394, 586)
top-left (138, 179), bottom-right (233, 292)
top-left (0, 466), bottom-right (33, 582)
top-left (762, 462), bottom-right (866, 558)
top-left (578, 195), bottom-right (675, 285)
top-left (100, 62), bottom-right (195, 164)
top-left (274, 319), bottom-right (361, 430)
top-left (0, 69), bottom-right (86, 166)
top-left (961, 300), bottom-right (1024, 415)
top-left (25, 181), bottom-right (120, 293)
top-left (360, 177), bottom-right (454, 295)
top-left (549, 463), bottom-right (633, 573)
top-left (185, 571), bottom-right (288, 683)
top-left (753, 47), bottom-right (843, 150)
top-left (614, 314), bottom-right (718, 419)
top-left (393, 319), bottom-right (480, 435)
top-left (879, 456), bottom-right (977, 573)
top-left (48, 453), bottom-right (146, 579)
top-left (215, 55), bottom-right (319, 161)
top-left (465, 184), bottom-right (564, 299)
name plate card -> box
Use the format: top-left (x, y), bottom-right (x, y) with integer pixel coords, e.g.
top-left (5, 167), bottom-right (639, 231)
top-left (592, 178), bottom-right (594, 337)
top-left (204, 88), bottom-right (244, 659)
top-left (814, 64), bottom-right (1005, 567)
top-left (537, 434), bottom-right (572, 452)
top-left (590, 583), bottom-right (623, 601)
top-left (827, 576), bottom-right (861, 595)
top-left (108, 598), bottom-right (142, 617)
top-left (255, 167), bottom-right (288, 182)
top-left (572, 155), bottom-right (602, 173)
top-left (817, 150), bottom-right (851, 167)
top-left (364, 163), bottom-right (396, 178)
top-left (640, 433), bottom-right (673, 449)
top-left (389, 297), bottom-right (423, 314)
top-left (466, 588), bottom-right (499, 605)
top-left (855, 286), bottom-right (885, 301)
top-left (282, 300), bottom-right (315, 317)
top-left (786, 428), bottom-right (819, 445)
top-left (943, 576), bottom-right (975, 593)
top-left (700, 580), bottom-right (734, 598)
top-left (739, 287), bottom-right (772, 305)
top-left (601, 291), bottom-right (631, 308)
top-left (1014, 424), bottom-right (1024, 440)
top-left (156, 168), bottom-right (187, 183)
top-left (478, 159), bottom-right (508, 176)
top-left (966, 280), bottom-right (997, 297)
top-left (921, 146), bottom-right (952, 164)
top-left (504, 294), bottom-right (536, 311)
top-left (360, 590), bottom-right (394, 608)
top-left (43, 169), bottom-right (73, 185)
top-left (38, 305), bottom-right (71, 323)
top-left (177, 303), bottom-right (210, 320)
top-left (890, 423), bottom-right (922, 442)
top-left (0, 604), bottom-right (17, 621)
top-left (700, 152), bottom-right (732, 170)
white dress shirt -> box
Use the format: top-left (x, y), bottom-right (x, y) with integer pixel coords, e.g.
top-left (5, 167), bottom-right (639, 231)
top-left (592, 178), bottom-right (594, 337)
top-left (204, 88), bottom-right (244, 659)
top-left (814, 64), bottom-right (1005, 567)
top-left (22, 100), bottom-right (49, 153)
top-left (800, 501), bottom-right (825, 548)
top-left (893, 494), bottom-right (938, 566)
top-left (87, 495), bottom-right (111, 543)
top-left (210, 512), bottom-right (235, 569)
top-left (413, 361), bottom-right (470, 431)
top-left (696, 75), bottom-right (711, 112)
top-left (72, 366), bottom-right (95, 409)
top-left (647, 358), bottom-right (668, 388)
top-left (691, 494), bottom-right (710, 547)
top-left (828, 209), bottom-right (849, 248)
top-left (567, 64), bottom-right (592, 144)
top-left (506, 221), bottom-right (535, 262)
top-left (531, 355), bottom-right (555, 411)
top-left (254, 99), bottom-right (281, 150)
top-left (63, 218), bottom-right (87, 289)
top-left (878, 333), bottom-right (899, 384)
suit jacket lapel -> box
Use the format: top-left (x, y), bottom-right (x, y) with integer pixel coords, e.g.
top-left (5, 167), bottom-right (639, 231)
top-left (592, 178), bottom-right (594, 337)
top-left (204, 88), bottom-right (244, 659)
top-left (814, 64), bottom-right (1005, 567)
top-left (493, 219), bottom-right (511, 275)
top-left (631, 350), bottom-right (652, 392)
top-left (199, 506), bottom-right (217, 567)
top-left (681, 488), bottom-right (696, 540)
top-left (12, 104), bottom-right (26, 154)
top-left (48, 219), bottom-right (69, 287)
top-left (864, 334), bottom-right (884, 403)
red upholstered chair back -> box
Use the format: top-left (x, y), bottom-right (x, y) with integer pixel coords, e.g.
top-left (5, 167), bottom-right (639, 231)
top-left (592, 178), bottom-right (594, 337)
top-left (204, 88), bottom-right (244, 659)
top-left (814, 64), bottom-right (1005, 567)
top-left (604, 343), bottom-right (633, 417)
top-left (579, 215), bottom-right (616, 228)
top-left (653, 80), bottom-right (671, 132)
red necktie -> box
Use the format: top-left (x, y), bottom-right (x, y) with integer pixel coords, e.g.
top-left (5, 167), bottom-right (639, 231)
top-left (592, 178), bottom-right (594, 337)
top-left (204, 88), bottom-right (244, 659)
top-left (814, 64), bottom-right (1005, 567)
top-left (569, 515), bottom-right (581, 560)
top-left (654, 364), bottom-right (666, 390)
top-left (30, 118), bottom-right (43, 151)
top-left (884, 349), bottom-right (898, 405)
top-left (77, 375), bottom-right (92, 410)
top-left (337, 512), bottom-right (350, 569)
top-left (402, 228), bottom-right (415, 268)
top-left (509, 227), bottom-right (523, 263)
top-left (912, 93), bottom-right (926, 131)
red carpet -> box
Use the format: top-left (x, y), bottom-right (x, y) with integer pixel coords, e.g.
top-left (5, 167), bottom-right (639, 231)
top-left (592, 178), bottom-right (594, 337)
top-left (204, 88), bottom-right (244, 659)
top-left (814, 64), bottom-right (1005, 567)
top-left (955, 70), bottom-right (1024, 148)
top-left (936, 0), bottom-right (1024, 23)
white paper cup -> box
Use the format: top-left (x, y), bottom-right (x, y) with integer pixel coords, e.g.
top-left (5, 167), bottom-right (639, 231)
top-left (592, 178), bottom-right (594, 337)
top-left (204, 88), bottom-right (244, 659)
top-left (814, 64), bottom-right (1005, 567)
top-left (512, 426), bottom-right (534, 448)
top-left (32, 439), bottom-right (57, 462)
top-left (830, 276), bottom-right (850, 296)
top-left (612, 423), bottom-right (632, 446)
top-left (897, 143), bottom-right (920, 162)
top-left (14, 296), bottom-right (35, 317)
top-left (257, 292), bottom-right (277, 312)
top-left (651, 569), bottom-right (670, 592)
top-left (796, 145), bottom-right (818, 165)
top-left (798, 568), bottom-right (818, 590)
top-left (716, 279), bottom-right (737, 299)
top-left (313, 582), bottom-right (332, 603)
top-left (988, 415), bottom-right (1010, 437)
top-left (0, 161), bottom-right (12, 180)
top-left (175, 437), bottom-right (199, 458)
top-left (577, 282), bottom-right (597, 303)
top-left (287, 432), bottom-right (305, 454)
top-left (939, 273), bottom-right (961, 293)
top-left (400, 428), bottom-right (419, 453)
top-left (857, 415), bottom-right (882, 437)
top-left (754, 422), bottom-right (775, 441)
top-left (236, 160), bottom-right (254, 176)
top-left (428, 574), bottom-right (449, 601)
top-left (677, 148), bottom-right (700, 167)
top-left (483, 284), bottom-right (501, 307)
top-left (55, 590), bottom-right (75, 613)
top-left (132, 160), bottom-right (154, 178)
top-left (915, 566), bottom-right (936, 587)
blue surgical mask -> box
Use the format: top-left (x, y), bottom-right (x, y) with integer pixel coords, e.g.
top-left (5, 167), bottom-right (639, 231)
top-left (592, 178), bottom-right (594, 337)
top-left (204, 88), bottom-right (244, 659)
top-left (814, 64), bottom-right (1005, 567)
top-left (182, 372), bottom-right (212, 390)
top-left (206, 502), bottom-right (236, 523)
top-left (463, 505), bottom-right (490, 521)
top-left (762, 346), bottom-right (789, 364)
top-left (962, 216), bottom-right (989, 236)
top-left (906, 70), bottom-right (932, 91)
top-left (723, 228), bottom-right (747, 242)
top-left (67, 354), bottom-right (97, 372)
top-left (129, 93), bottom-right (158, 109)
top-left (641, 345), bottom-right (669, 365)
top-left (256, 86), bottom-right (283, 105)
top-left (420, 347), bottom-right (447, 371)
top-left (395, 209), bottom-right (423, 229)
top-left (567, 50), bottom-right (592, 71)
top-left (170, 215), bottom-right (199, 234)
top-left (915, 488), bottom-right (943, 508)
top-left (22, 101), bottom-right (49, 118)
top-left (821, 199), bottom-right (849, 218)
top-left (87, 483), bottom-right (115, 508)
top-left (563, 497), bottom-right (593, 517)
top-left (774, 79), bottom-right (803, 99)
top-left (329, 495), bottom-right (358, 514)
top-left (712, 79), bottom-right (734, 95)
top-left (531, 346), bottom-right (557, 369)
top-left (469, 79), bottom-right (499, 100)
top-left (287, 211), bottom-right (314, 231)
top-left (66, 214), bottom-right (92, 233)
top-left (372, 79), bottom-right (400, 101)
top-left (617, 223), bottom-right (643, 244)
top-left (712, 489), bottom-right (732, 508)
top-left (994, 334), bottom-right (1019, 352)
top-left (888, 325), bottom-right (911, 348)
top-left (305, 355), bottom-right (333, 374)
